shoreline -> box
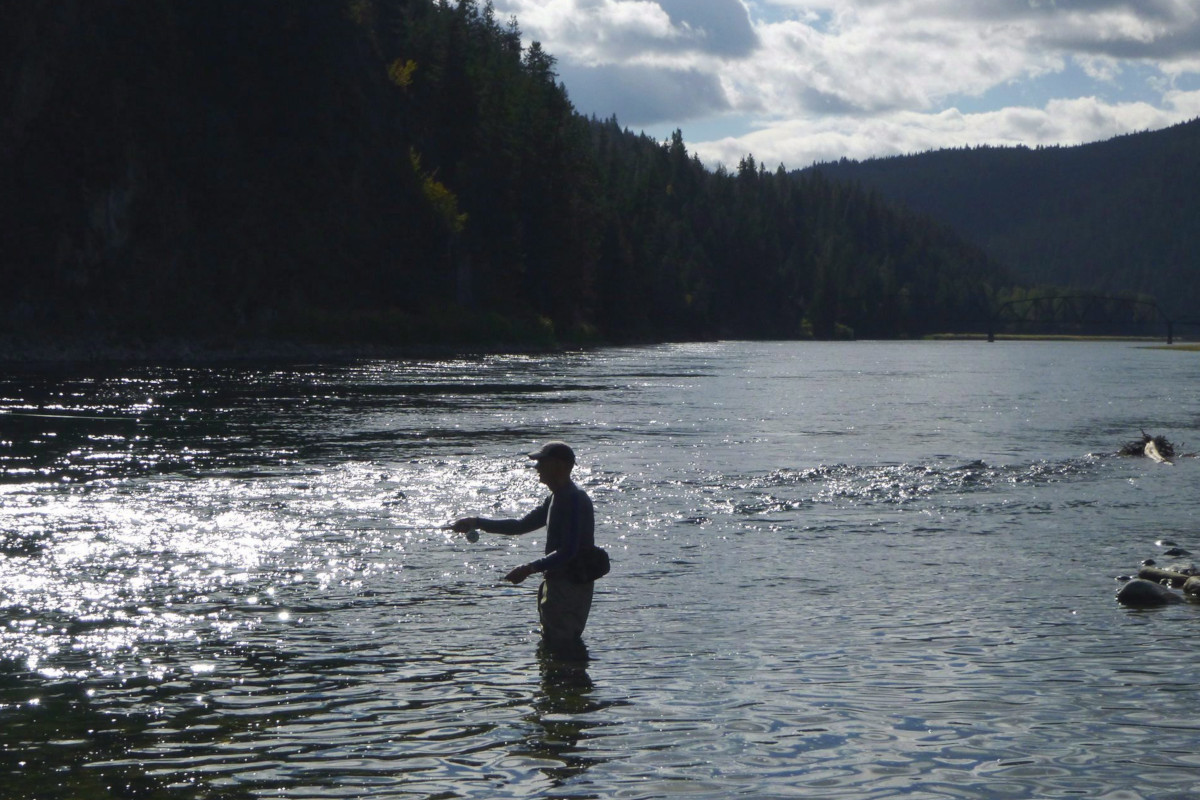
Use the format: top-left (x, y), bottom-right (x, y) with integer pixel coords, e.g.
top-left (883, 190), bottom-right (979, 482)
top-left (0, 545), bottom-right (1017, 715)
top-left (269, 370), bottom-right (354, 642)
top-left (0, 335), bottom-right (589, 368)
top-left (3, 333), bottom-right (1195, 367)
top-left (926, 333), bottom-right (1191, 346)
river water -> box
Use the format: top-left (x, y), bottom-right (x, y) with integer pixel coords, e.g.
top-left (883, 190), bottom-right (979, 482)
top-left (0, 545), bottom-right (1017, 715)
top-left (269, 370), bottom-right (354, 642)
top-left (2, 341), bottom-right (1200, 799)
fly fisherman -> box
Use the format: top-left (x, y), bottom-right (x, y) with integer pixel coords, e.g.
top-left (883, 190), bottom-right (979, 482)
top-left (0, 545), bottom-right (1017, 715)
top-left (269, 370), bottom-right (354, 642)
top-left (451, 442), bottom-right (595, 653)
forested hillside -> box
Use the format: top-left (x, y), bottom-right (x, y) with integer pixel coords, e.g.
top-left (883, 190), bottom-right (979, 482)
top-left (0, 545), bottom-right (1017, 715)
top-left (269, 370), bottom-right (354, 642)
top-left (1, 0), bottom-right (1008, 354)
top-left (806, 120), bottom-right (1200, 319)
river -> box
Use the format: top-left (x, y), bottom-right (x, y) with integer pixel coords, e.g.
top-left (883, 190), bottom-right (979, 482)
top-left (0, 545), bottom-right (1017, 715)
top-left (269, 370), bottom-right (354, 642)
top-left (2, 341), bottom-right (1199, 799)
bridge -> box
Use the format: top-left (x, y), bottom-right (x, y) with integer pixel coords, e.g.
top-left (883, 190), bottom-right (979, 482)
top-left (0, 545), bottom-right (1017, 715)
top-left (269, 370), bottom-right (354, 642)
top-left (985, 293), bottom-right (1200, 343)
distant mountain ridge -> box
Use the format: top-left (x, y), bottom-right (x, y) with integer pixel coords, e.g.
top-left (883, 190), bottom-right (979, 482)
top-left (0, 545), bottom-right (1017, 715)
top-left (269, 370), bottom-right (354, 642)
top-left (804, 118), bottom-right (1200, 319)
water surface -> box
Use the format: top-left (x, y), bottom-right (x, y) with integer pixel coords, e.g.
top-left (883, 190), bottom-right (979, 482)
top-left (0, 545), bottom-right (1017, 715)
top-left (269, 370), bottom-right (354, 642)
top-left (3, 341), bottom-right (1200, 799)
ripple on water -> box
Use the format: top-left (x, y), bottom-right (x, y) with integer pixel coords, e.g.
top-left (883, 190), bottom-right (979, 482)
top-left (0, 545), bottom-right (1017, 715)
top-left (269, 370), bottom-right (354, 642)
top-left (4, 346), bottom-right (1200, 799)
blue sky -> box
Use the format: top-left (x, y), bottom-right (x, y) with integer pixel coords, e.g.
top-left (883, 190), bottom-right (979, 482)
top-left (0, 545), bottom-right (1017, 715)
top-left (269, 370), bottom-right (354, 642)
top-left (492, 0), bottom-right (1200, 168)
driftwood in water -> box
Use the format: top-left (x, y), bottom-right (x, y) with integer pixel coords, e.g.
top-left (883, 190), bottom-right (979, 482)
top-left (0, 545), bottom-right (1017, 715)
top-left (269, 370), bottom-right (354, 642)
top-left (1145, 439), bottom-right (1170, 463)
top-left (1119, 431), bottom-right (1176, 460)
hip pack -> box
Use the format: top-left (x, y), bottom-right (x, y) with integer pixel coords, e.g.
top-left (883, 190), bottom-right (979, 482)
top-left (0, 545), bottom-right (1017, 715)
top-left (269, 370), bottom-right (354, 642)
top-left (565, 545), bottom-right (610, 583)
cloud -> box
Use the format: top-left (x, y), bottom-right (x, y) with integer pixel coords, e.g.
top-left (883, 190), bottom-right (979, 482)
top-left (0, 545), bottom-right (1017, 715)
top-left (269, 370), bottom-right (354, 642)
top-left (498, 0), bottom-right (758, 62)
top-left (691, 90), bottom-right (1200, 169)
top-left (722, 14), bottom-right (1062, 117)
top-left (766, 1), bottom-right (1200, 66)
top-left (655, 0), bottom-right (758, 57)
top-left (1030, 1), bottom-right (1200, 60)
top-left (560, 63), bottom-right (732, 125)
top-left (496, 1), bottom-right (1200, 162)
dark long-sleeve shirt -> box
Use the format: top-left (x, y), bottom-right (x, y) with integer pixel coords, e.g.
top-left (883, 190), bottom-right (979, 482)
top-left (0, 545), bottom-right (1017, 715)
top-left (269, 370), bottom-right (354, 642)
top-left (476, 481), bottom-right (594, 577)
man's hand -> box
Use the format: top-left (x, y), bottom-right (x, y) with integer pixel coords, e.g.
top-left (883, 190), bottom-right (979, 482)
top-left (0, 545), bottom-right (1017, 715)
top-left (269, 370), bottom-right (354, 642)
top-left (449, 517), bottom-right (477, 533)
top-left (505, 563), bottom-right (537, 584)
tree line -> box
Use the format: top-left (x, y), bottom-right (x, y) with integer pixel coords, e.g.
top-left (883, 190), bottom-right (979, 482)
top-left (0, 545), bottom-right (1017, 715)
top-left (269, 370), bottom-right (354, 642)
top-left (1, 0), bottom-right (1011, 352)
top-left (807, 120), bottom-right (1200, 323)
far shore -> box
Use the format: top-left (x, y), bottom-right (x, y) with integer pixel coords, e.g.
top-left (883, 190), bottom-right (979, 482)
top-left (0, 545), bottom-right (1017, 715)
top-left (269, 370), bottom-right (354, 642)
top-left (0, 335), bottom-right (588, 367)
top-left (1145, 342), bottom-right (1200, 351)
top-left (926, 333), bottom-right (1193, 347)
top-left (3, 333), bottom-right (1196, 366)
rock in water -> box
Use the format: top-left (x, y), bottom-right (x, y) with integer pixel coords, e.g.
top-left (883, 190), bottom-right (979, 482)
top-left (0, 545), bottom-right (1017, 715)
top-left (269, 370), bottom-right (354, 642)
top-left (1117, 578), bottom-right (1183, 608)
top-left (1139, 565), bottom-right (1195, 587)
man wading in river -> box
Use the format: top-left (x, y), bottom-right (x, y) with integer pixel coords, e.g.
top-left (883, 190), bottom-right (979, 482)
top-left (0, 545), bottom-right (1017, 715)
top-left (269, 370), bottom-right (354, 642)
top-left (451, 442), bottom-right (597, 653)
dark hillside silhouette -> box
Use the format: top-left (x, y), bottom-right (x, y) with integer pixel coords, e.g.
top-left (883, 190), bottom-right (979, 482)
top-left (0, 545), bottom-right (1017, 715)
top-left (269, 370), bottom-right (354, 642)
top-left (1, 0), bottom-right (1009, 355)
top-left (805, 119), bottom-right (1200, 319)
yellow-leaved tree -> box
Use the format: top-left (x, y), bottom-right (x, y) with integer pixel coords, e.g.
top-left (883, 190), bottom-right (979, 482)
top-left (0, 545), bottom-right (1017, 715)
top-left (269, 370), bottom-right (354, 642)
top-left (409, 149), bottom-right (467, 234)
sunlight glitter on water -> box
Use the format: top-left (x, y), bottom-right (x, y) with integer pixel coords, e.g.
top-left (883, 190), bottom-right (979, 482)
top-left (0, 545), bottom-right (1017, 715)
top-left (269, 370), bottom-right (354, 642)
top-left (3, 343), bottom-right (1200, 799)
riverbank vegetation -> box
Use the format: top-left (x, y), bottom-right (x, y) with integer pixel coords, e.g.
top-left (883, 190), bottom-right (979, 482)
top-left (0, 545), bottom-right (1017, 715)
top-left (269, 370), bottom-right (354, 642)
top-left (806, 119), bottom-right (1200, 321)
top-left (2, 0), bottom-right (1012, 356)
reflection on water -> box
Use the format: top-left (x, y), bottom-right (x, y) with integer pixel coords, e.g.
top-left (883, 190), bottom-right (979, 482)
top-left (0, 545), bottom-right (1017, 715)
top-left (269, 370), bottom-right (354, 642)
top-left (521, 645), bottom-right (603, 795)
top-left (3, 343), bottom-right (1200, 799)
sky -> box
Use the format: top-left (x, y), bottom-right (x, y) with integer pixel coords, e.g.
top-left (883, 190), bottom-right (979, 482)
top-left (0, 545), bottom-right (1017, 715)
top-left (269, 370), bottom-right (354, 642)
top-left (490, 0), bottom-right (1200, 169)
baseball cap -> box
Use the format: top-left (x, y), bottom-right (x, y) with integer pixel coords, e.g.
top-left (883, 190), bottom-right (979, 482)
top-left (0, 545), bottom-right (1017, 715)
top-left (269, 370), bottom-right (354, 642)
top-left (526, 441), bottom-right (575, 465)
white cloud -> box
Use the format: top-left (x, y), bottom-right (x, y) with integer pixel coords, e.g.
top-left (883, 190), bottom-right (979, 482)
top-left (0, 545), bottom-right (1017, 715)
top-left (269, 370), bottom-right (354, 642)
top-left (1076, 55), bottom-right (1123, 83)
top-left (692, 90), bottom-right (1200, 169)
top-left (495, 1), bottom-right (1200, 158)
top-left (1164, 86), bottom-right (1200, 116)
top-left (499, 0), bottom-right (755, 63)
top-left (560, 62), bottom-right (733, 124)
top-left (722, 13), bottom-right (1063, 117)
top-left (498, 0), bottom-right (675, 64)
